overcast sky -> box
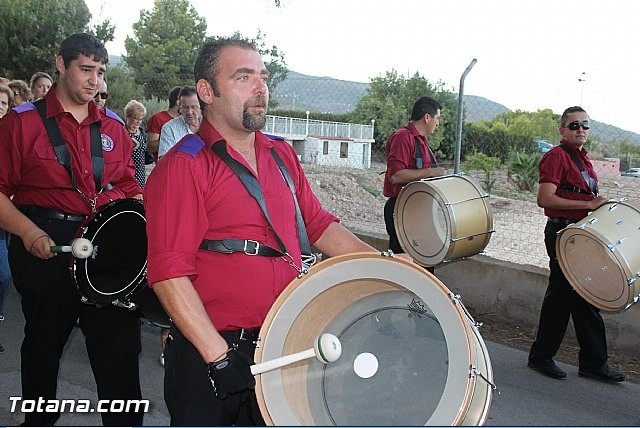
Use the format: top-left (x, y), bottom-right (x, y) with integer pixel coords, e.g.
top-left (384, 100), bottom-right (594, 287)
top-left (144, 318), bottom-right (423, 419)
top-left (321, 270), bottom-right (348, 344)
top-left (84, 0), bottom-right (640, 134)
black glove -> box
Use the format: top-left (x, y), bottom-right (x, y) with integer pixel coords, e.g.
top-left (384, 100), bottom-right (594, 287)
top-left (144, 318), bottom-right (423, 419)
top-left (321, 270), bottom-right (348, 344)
top-left (207, 349), bottom-right (255, 400)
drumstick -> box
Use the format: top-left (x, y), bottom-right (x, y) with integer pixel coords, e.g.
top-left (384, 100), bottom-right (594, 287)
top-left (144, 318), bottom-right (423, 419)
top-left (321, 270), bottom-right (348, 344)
top-left (251, 333), bottom-right (342, 375)
top-left (50, 238), bottom-right (94, 259)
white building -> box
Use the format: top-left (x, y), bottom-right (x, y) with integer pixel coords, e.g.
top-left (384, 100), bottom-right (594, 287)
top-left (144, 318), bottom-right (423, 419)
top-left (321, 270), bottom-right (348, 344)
top-left (263, 115), bottom-right (375, 169)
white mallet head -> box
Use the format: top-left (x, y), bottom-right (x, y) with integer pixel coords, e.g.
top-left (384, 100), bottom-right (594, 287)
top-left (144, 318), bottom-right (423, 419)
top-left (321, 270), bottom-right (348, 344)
top-left (314, 333), bottom-right (342, 363)
top-left (71, 238), bottom-right (93, 259)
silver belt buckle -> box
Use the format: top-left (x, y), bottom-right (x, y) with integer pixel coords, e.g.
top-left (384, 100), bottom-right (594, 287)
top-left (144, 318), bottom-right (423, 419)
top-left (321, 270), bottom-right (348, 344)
top-left (244, 240), bottom-right (260, 256)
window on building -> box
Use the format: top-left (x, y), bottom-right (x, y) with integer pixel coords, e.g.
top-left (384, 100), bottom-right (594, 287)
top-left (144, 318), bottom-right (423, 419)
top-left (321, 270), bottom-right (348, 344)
top-left (323, 141), bottom-right (329, 155)
top-left (340, 142), bottom-right (348, 158)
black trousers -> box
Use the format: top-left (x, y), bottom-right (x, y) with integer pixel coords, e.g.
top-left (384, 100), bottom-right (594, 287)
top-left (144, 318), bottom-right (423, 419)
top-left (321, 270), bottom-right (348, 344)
top-left (528, 220), bottom-right (608, 370)
top-left (384, 197), bottom-right (403, 254)
top-left (9, 212), bottom-right (143, 426)
top-left (164, 326), bottom-right (265, 426)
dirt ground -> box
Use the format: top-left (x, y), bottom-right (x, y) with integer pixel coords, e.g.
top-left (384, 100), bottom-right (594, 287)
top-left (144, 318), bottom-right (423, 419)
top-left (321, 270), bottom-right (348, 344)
top-left (303, 162), bottom-right (640, 383)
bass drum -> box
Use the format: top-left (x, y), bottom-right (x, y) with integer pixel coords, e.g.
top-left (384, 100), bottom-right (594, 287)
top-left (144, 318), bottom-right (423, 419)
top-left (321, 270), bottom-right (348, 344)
top-left (254, 253), bottom-right (495, 426)
top-left (556, 201), bottom-right (640, 312)
top-left (73, 198), bottom-right (147, 306)
top-left (394, 175), bottom-right (493, 267)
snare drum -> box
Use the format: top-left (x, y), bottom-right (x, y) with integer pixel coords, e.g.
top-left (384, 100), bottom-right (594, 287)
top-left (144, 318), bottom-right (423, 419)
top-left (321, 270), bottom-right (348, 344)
top-left (556, 201), bottom-right (640, 312)
top-left (73, 198), bottom-right (148, 306)
top-left (394, 175), bottom-right (494, 266)
top-left (254, 253), bottom-right (495, 426)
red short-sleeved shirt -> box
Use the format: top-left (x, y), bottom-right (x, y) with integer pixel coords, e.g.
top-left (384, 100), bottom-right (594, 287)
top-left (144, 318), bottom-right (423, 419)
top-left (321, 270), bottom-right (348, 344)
top-left (0, 86), bottom-right (142, 215)
top-left (539, 143), bottom-right (598, 221)
top-left (146, 110), bottom-right (173, 135)
top-left (144, 119), bottom-right (339, 330)
top-left (383, 122), bottom-right (435, 197)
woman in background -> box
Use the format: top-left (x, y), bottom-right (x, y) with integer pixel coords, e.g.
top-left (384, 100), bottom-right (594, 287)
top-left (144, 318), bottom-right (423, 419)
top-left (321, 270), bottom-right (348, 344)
top-left (124, 100), bottom-right (149, 189)
top-left (29, 72), bottom-right (53, 100)
top-left (7, 79), bottom-right (31, 106)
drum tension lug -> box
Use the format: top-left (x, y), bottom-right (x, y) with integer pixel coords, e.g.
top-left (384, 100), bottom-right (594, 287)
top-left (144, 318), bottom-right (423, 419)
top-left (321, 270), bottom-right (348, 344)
top-left (112, 299), bottom-right (139, 311)
top-left (470, 365), bottom-right (499, 394)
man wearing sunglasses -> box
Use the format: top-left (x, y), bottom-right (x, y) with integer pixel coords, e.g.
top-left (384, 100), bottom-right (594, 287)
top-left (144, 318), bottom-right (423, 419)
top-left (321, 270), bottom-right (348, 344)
top-left (528, 106), bottom-right (625, 383)
top-left (93, 80), bottom-right (108, 110)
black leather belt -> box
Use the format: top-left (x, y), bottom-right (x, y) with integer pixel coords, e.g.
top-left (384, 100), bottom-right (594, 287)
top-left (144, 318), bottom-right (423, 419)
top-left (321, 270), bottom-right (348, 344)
top-left (220, 328), bottom-right (260, 344)
top-left (199, 238), bottom-right (283, 257)
top-left (20, 205), bottom-right (86, 222)
top-left (547, 217), bottom-right (574, 226)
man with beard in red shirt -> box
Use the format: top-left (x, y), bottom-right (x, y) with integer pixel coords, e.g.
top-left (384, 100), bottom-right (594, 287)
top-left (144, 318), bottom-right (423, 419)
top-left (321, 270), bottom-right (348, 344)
top-left (144, 36), bottom-right (377, 426)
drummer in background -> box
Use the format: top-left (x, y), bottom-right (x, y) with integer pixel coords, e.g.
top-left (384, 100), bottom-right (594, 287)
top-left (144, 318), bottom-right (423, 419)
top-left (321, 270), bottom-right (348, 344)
top-left (0, 33), bottom-right (145, 425)
top-left (383, 96), bottom-right (446, 271)
top-left (527, 106), bottom-right (625, 383)
top-left (144, 35), bottom-right (377, 426)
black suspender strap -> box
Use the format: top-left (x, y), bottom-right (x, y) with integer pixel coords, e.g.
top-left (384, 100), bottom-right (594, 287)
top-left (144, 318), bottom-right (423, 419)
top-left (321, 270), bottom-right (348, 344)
top-left (208, 140), bottom-right (315, 269)
top-left (34, 98), bottom-right (104, 192)
top-left (413, 136), bottom-right (423, 169)
top-left (406, 126), bottom-right (437, 169)
top-left (269, 148), bottom-right (313, 257)
top-left (89, 121), bottom-right (104, 192)
top-left (210, 141), bottom-right (288, 256)
top-left (559, 143), bottom-right (598, 195)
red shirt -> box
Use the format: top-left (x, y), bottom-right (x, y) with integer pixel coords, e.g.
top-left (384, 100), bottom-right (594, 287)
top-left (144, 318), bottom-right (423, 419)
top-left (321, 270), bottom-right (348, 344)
top-left (146, 110), bottom-right (173, 135)
top-left (144, 119), bottom-right (339, 331)
top-left (383, 122), bottom-right (435, 197)
top-left (0, 86), bottom-right (141, 215)
top-left (539, 142), bottom-right (598, 221)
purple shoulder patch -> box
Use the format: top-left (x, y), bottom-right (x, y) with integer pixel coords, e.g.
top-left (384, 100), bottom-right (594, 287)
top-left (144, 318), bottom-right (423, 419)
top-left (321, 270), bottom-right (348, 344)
top-left (12, 102), bottom-right (36, 114)
top-left (176, 134), bottom-right (205, 157)
top-left (264, 133), bottom-right (285, 141)
top-left (105, 108), bottom-right (125, 125)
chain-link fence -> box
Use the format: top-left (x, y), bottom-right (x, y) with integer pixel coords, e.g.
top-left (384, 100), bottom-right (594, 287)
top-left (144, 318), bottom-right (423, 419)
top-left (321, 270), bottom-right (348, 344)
top-left (130, 75), bottom-right (640, 268)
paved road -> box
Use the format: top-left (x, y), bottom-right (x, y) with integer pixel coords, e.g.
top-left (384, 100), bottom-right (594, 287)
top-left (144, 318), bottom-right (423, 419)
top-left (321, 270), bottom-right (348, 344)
top-left (1, 284), bottom-right (639, 426)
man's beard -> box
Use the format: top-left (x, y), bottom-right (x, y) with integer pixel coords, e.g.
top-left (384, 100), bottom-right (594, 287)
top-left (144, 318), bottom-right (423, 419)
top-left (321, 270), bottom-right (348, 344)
top-left (242, 96), bottom-right (267, 131)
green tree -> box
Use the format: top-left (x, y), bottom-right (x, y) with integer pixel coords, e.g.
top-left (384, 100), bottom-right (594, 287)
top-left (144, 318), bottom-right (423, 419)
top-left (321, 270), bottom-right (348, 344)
top-left (123, 0), bottom-right (207, 99)
top-left (350, 70), bottom-right (458, 161)
top-left (461, 152), bottom-right (501, 194)
top-left (0, 0), bottom-right (113, 78)
top-left (104, 66), bottom-right (146, 117)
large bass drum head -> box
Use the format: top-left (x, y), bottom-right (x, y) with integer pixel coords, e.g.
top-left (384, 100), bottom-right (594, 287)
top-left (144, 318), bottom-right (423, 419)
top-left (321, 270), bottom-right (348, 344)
top-left (74, 199), bottom-right (147, 305)
top-left (255, 253), bottom-right (492, 426)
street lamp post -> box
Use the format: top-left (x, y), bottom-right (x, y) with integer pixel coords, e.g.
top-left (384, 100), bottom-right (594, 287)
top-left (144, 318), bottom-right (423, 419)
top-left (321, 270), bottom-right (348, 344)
top-left (305, 111), bottom-right (310, 136)
top-left (578, 72), bottom-right (587, 105)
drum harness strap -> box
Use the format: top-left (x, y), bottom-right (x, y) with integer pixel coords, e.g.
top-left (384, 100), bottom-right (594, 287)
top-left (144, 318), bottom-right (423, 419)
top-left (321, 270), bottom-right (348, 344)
top-left (557, 143), bottom-right (598, 196)
top-left (34, 98), bottom-right (113, 213)
top-left (378, 128), bottom-right (437, 176)
top-left (199, 140), bottom-right (315, 275)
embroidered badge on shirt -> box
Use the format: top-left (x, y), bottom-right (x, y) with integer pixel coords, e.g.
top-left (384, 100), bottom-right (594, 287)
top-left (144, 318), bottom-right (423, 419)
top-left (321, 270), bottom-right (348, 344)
top-left (101, 134), bottom-right (114, 152)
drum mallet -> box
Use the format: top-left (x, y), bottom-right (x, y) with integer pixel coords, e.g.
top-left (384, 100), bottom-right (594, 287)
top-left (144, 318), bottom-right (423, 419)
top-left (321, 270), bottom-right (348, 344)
top-left (50, 238), bottom-right (94, 259)
top-left (251, 333), bottom-right (342, 375)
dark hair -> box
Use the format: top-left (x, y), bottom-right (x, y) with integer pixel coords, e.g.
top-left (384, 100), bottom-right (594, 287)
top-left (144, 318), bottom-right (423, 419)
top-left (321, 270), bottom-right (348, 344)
top-left (410, 96), bottom-right (442, 121)
top-left (58, 33), bottom-right (108, 69)
top-left (194, 36), bottom-right (257, 97)
top-left (560, 106), bottom-right (587, 126)
top-left (168, 86), bottom-right (182, 108)
top-left (178, 85), bottom-right (197, 99)
top-left (29, 72), bottom-right (53, 89)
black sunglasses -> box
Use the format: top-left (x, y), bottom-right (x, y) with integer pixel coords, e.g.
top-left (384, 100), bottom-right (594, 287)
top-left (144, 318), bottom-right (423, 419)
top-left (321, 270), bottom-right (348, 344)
top-left (94, 92), bottom-right (108, 100)
top-left (563, 120), bottom-right (589, 131)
